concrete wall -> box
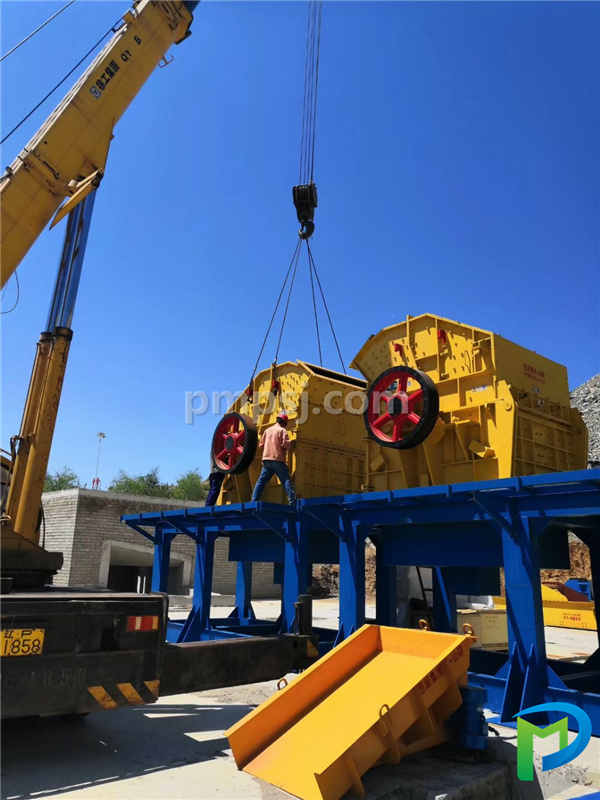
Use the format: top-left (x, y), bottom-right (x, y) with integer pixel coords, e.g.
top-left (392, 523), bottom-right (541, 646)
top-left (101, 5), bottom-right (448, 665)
top-left (41, 489), bottom-right (280, 598)
top-left (41, 489), bottom-right (78, 587)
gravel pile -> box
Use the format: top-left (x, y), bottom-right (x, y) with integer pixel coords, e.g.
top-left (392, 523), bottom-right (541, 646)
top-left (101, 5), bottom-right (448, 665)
top-left (571, 373), bottom-right (600, 469)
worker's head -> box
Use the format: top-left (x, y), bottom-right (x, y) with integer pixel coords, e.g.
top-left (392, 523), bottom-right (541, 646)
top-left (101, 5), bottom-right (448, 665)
top-left (276, 413), bottom-right (289, 427)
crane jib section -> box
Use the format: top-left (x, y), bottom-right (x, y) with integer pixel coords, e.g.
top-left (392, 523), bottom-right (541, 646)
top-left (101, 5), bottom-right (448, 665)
top-left (0, 0), bottom-right (197, 289)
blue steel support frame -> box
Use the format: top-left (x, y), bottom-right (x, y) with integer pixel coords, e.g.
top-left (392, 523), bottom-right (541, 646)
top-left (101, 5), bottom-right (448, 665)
top-left (230, 562), bottom-right (256, 624)
top-left (498, 515), bottom-right (547, 715)
top-left (177, 525), bottom-right (218, 642)
top-left (122, 470), bottom-right (600, 734)
top-left (337, 517), bottom-right (365, 643)
top-left (281, 516), bottom-right (309, 633)
top-left (300, 469), bottom-right (600, 734)
top-left (373, 534), bottom-right (396, 627)
top-left (577, 529), bottom-right (600, 654)
top-left (432, 568), bottom-right (457, 633)
top-left (151, 527), bottom-right (175, 593)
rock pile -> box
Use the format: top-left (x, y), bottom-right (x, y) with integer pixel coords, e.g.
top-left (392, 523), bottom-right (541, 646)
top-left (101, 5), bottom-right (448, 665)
top-left (571, 373), bottom-right (600, 468)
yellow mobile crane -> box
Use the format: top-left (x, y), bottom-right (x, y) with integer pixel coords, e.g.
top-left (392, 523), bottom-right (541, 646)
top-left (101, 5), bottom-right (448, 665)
top-left (1, 1), bottom-right (315, 719)
top-left (1, 0), bottom-right (200, 586)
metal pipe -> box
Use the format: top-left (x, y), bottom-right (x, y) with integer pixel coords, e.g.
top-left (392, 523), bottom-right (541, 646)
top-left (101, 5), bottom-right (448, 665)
top-left (45, 207), bottom-right (78, 332)
top-left (56, 191), bottom-right (96, 328)
top-left (47, 191), bottom-right (96, 332)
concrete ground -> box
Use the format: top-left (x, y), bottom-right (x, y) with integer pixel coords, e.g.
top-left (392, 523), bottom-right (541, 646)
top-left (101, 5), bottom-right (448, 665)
top-left (2, 599), bottom-right (599, 800)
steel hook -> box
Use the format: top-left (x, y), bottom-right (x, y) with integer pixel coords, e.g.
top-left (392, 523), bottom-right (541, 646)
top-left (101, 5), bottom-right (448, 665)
top-left (298, 220), bottom-right (315, 240)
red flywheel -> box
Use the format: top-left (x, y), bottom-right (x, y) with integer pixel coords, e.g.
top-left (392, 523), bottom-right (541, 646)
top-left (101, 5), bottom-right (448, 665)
top-left (364, 366), bottom-right (439, 449)
top-left (211, 412), bottom-right (258, 474)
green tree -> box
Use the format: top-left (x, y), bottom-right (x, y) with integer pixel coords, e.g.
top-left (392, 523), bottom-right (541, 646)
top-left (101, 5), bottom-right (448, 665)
top-left (108, 467), bottom-right (172, 498)
top-left (172, 469), bottom-right (208, 502)
top-left (44, 466), bottom-right (80, 492)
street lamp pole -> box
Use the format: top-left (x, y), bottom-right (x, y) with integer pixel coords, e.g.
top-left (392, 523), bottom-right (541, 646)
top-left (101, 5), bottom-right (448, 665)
top-left (93, 432), bottom-right (106, 490)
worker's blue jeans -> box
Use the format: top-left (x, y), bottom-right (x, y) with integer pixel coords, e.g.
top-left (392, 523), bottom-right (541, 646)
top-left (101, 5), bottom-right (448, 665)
top-left (206, 472), bottom-right (224, 506)
top-left (252, 460), bottom-right (296, 504)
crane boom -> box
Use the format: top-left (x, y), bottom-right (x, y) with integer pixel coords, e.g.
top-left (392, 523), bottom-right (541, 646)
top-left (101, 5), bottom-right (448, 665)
top-left (1, 0), bottom-right (199, 587)
top-left (0, 0), bottom-right (198, 289)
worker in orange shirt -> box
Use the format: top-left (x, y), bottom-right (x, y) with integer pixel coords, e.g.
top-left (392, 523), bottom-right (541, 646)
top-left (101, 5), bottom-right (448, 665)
top-left (251, 413), bottom-right (296, 504)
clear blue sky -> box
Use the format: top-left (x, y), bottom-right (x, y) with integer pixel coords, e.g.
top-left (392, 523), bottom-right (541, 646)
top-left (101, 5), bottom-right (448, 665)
top-left (1, 1), bottom-right (598, 487)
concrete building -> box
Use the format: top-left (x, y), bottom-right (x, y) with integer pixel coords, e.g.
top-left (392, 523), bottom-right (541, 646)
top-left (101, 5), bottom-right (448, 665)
top-left (41, 489), bottom-right (280, 598)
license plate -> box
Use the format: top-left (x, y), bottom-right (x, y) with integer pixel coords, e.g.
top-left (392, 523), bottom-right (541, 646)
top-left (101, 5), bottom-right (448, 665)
top-left (1, 628), bottom-right (45, 656)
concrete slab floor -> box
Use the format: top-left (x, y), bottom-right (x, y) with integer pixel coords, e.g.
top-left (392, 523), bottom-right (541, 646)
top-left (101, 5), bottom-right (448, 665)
top-left (1, 680), bottom-right (510, 800)
top-left (3, 679), bottom-right (598, 800)
top-left (486, 720), bottom-right (600, 800)
top-left (2, 600), bottom-right (598, 800)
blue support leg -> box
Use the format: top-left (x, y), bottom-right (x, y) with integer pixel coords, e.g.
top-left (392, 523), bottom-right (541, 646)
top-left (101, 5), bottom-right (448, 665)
top-left (433, 567), bottom-right (457, 632)
top-left (337, 519), bottom-right (365, 644)
top-left (586, 538), bottom-right (600, 653)
top-left (151, 528), bottom-right (175, 593)
top-left (281, 516), bottom-right (309, 633)
top-left (230, 561), bottom-right (256, 624)
top-left (499, 516), bottom-right (548, 719)
top-left (574, 532), bottom-right (600, 666)
top-left (177, 527), bottom-right (217, 643)
top-left (374, 535), bottom-right (396, 627)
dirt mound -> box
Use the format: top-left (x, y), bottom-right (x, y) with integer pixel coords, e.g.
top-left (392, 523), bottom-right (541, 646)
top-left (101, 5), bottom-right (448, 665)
top-left (541, 538), bottom-right (592, 584)
top-left (571, 373), bottom-right (600, 468)
top-left (311, 564), bottom-right (339, 596)
top-left (311, 544), bottom-right (377, 597)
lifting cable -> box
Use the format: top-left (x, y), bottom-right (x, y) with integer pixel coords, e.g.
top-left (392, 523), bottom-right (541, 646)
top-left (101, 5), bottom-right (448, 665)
top-left (306, 241), bottom-right (345, 373)
top-left (246, 239), bottom-right (302, 396)
top-left (1, 13), bottom-right (124, 146)
top-left (274, 244), bottom-right (302, 365)
top-left (0, 270), bottom-right (20, 315)
top-left (246, 0), bottom-right (348, 396)
top-left (1, 0), bottom-right (75, 63)
top-left (308, 251), bottom-right (322, 366)
top-left (293, 0), bottom-right (322, 241)
top-left (299, 0), bottom-right (323, 187)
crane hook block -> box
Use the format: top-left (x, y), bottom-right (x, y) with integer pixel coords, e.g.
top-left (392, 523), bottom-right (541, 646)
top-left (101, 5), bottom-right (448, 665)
top-left (293, 182), bottom-right (318, 240)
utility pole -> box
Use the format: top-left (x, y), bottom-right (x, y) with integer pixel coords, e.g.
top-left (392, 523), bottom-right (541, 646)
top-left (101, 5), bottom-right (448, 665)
top-left (93, 432), bottom-right (106, 490)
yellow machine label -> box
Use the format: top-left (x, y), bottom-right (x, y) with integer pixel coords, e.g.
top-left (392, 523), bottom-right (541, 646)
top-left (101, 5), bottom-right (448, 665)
top-left (1, 628), bottom-right (45, 656)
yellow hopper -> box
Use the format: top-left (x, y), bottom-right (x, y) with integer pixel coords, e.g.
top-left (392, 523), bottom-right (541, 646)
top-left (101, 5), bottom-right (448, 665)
top-left (494, 585), bottom-right (597, 631)
top-left (226, 624), bottom-right (476, 800)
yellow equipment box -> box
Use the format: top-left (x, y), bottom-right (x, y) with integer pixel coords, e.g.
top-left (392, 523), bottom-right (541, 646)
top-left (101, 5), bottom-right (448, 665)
top-left (351, 313), bottom-right (587, 490)
top-left (226, 624), bottom-right (476, 800)
top-left (214, 361), bottom-right (367, 503)
top-left (457, 608), bottom-right (509, 650)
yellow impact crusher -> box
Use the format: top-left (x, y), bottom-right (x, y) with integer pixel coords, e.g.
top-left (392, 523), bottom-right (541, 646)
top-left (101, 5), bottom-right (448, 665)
top-left (216, 360), bottom-right (367, 504)
top-left (352, 313), bottom-right (587, 491)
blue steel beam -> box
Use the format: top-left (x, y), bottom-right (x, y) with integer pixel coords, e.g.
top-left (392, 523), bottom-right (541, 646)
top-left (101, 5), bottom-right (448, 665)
top-left (122, 469), bottom-right (600, 733)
